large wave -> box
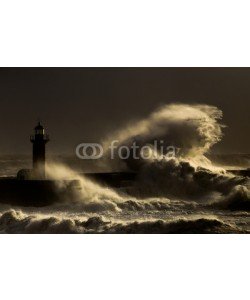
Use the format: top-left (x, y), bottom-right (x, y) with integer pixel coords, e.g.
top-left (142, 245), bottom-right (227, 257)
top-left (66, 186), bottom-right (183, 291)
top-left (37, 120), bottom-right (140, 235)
top-left (46, 163), bottom-right (124, 212)
top-left (103, 103), bottom-right (224, 170)
top-left (42, 103), bottom-right (250, 213)
top-left (101, 103), bottom-right (250, 211)
top-left (0, 209), bottom-right (245, 234)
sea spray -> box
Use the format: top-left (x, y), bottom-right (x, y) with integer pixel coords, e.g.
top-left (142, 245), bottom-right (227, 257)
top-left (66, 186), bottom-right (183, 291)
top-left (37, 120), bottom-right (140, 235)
top-left (46, 163), bottom-right (124, 212)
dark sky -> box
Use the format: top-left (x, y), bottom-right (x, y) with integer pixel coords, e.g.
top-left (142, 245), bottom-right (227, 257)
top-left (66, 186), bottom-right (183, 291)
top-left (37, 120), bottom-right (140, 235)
top-left (0, 68), bottom-right (249, 154)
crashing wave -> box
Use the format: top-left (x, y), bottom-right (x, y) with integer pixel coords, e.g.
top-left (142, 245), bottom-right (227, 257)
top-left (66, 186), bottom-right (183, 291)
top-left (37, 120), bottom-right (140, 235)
top-left (0, 209), bottom-right (245, 234)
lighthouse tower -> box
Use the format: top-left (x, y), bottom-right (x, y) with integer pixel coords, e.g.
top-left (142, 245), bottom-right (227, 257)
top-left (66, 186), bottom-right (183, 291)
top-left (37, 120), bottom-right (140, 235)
top-left (30, 122), bottom-right (49, 179)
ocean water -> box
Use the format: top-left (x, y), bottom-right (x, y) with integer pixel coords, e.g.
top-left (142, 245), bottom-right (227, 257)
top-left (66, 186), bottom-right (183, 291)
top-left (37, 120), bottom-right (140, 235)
top-left (0, 154), bottom-right (249, 234)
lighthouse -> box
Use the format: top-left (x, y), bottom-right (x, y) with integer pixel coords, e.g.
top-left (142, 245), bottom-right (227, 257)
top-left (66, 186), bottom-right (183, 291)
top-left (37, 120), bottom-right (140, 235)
top-left (30, 122), bottom-right (49, 179)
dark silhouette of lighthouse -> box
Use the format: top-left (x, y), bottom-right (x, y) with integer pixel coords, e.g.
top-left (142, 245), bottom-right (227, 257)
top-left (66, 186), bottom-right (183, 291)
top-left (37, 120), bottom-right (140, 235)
top-left (30, 122), bottom-right (49, 179)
